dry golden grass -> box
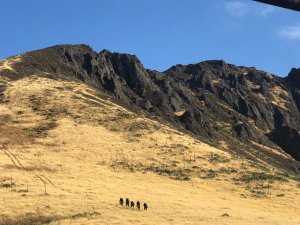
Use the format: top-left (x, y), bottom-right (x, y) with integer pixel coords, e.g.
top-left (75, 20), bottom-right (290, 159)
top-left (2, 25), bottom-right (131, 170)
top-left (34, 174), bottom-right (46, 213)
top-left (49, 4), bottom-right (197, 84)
top-left (211, 78), bottom-right (222, 86)
top-left (246, 80), bottom-right (261, 90)
top-left (173, 110), bottom-right (186, 117)
top-left (0, 56), bottom-right (21, 73)
top-left (265, 74), bottom-right (273, 80)
top-left (254, 93), bottom-right (267, 102)
top-left (247, 118), bottom-right (270, 134)
top-left (219, 140), bottom-right (229, 150)
top-left (270, 86), bottom-right (289, 110)
top-left (250, 141), bottom-right (291, 160)
top-left (0, 76), bottom-right (299, 224)
top-left (238, 67), bottom-right (249, 75)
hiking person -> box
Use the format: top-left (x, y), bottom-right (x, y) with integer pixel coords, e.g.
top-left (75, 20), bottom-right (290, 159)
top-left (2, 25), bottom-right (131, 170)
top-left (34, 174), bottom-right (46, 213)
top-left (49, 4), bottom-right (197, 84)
top-left (126, 198), bottom-right (130, 207)
top-left (130, 201), bottom-right (135, 208)
top-left (137, 201), bottom-right (141, 210)
top-left (119, 197), bottom-right (124, 206)
top-left (143, 202), bottom-right (148, 210)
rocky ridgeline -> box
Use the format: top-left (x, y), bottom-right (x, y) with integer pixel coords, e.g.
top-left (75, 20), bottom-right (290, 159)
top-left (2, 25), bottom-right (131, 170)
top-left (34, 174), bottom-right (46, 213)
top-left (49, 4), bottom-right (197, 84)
top-left (1, 44), bottom-right (300, 171)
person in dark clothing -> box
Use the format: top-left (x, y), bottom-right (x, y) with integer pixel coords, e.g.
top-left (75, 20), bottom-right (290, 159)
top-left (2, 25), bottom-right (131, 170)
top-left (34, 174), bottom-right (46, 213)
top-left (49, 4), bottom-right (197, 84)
top-left (119, 198), bottom-right (124, 206)
top-left (143, 202), bottom-right (148, 210)
top-left (130, 201), bottom-right (135, 208)
top-left (136, 201), bottom-right (141, 210)
top-left (126, 198), bottom-right (130, 207)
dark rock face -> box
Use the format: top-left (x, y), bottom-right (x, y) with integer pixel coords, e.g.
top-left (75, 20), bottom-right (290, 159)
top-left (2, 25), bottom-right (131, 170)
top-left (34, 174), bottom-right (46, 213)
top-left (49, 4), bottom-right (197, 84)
top-left (285, 68), bottom-right (300, 110)
top-left (269, 126), bottom-right (300, 161)
top-left (1, 44), bottom-right (300, 170)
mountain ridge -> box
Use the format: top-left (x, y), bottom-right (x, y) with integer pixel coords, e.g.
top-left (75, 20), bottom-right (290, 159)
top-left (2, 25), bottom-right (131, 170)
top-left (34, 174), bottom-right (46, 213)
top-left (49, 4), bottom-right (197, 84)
top-left (1, 44), bottom-right (300, 172)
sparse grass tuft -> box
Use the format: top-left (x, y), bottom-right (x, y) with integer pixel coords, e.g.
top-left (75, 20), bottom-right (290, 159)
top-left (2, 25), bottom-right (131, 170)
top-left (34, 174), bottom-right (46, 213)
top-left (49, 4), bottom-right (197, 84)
top-left (235, 172), bottom-right (287, 183)
top-left (244, 183), bottom-right (273, 198)
top-left (0, 214), bottom-right (60, 225)
top-left (147, 166), bottom-right (191, 181)
top-left (218, 167), bottom-right (237, 174)
top-left (116, 111), bottom-right (132, 119)
top-left (128, 122), bottom-right (149, 131)
top-left (0, 211), bottom-right (101, 225)
top-left (206, 153), bottom-right (230, 164)
top-left (24, 122), bottom-right (57, 138)
top-left (111, 160), bottom-right (191, 181)
top-left (198, 169), bottom-right (218, 179)
top-left (248, 161), bottom-right (269, 171)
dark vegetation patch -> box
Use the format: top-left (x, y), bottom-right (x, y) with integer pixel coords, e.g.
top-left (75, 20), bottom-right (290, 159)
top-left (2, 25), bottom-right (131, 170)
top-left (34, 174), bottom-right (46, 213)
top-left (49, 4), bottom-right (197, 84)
top-left (44, 108), bottom-right (68, 120)
top-left (206, 153), bottom-right (230, 164)
top-left (249, 190), bottom-right (268, 198)
top-left (29, 95), bottom-right (44, 112)
top-left (3, 164), bottom-right (56, 173)
top-left (29, 93), bottom-right (69, 119)
top-left (0, 211), bottom-right (101, 225)
top-left (0, 114), bottom-right (11, 125)
top-left (26, 94), bottom-right (66, 139)
top-left (235, 172), bottom-right (288, 183)
top-left (128, 122), bottom-right (150, 131)
top-left (23, 122), bottom-right (57, 138)
top-left (1, 183), bottom-right (12, 188)
top-left (245, 183), bottom-right (273, 198)
top-left (70, 211), bottom-right (101, 219)
top-left (234, 171), bottom-right (292, 198)
top-left (111, 161), bottom-right (190, 181)
top-left (0, 177), bottom-right (14, 188)
top-left (219, 167), bottom-right (238, 174)
top-left (248, 161), bottom-right (269, 171)
top-left (16, 110), bottom-right (24, 115)
top-left (116, 111), bottom-right (133, 119)
top-left (145, 166), bottom-right (191, 181)
top-left (111, 159), bottom-right (238, 181)
top-left (0, 214), bottom-right (59, 225)
top-left (0, 126), bottom-right (34, 145)
top-left (197, 169), bottom-right (219, 179)
top-left (194, 166), bottom-right (239, 179)
top-left (0, 82), bottom-right (8, 103)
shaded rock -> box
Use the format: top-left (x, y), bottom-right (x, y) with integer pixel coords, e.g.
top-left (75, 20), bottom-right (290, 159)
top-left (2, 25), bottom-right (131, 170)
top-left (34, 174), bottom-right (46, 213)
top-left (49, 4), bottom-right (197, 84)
top-left (268, 126), bottom-right (300, 161)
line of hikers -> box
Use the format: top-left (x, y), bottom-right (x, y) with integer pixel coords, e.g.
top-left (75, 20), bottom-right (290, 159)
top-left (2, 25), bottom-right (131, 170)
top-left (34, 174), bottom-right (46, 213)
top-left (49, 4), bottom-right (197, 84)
top-left (119, 197), bottom-right (148, 210)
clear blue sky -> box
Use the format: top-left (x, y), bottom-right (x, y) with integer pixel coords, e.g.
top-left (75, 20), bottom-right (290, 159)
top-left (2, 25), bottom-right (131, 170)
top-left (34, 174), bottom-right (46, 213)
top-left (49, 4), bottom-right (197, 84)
top-left (0, 0), bottom-right (299, 77)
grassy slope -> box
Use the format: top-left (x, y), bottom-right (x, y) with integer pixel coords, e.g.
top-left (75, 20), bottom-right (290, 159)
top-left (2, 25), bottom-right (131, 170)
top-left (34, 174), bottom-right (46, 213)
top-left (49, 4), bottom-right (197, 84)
top-left (0, 73), bottom-right (299, 225)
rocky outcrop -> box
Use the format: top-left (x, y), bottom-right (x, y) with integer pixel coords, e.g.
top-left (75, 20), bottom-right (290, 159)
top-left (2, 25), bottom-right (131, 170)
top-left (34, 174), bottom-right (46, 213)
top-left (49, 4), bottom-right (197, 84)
top-left (1, 44), bottom-right (300, 171)
top-left (268, 126), bottom-right (300, 161)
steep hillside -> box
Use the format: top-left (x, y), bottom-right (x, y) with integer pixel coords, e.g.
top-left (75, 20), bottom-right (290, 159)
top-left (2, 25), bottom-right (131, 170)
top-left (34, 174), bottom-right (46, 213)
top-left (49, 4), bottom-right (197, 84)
top-left (0, 76), bottom-right (299, 224)
top-left (0, 44), bottom-right (300, 171)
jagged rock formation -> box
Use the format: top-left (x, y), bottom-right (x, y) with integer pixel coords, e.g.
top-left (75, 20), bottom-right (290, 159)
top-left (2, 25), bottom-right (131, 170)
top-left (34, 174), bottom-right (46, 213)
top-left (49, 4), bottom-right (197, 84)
top-left (1, 44), bottom-right (300, 171)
